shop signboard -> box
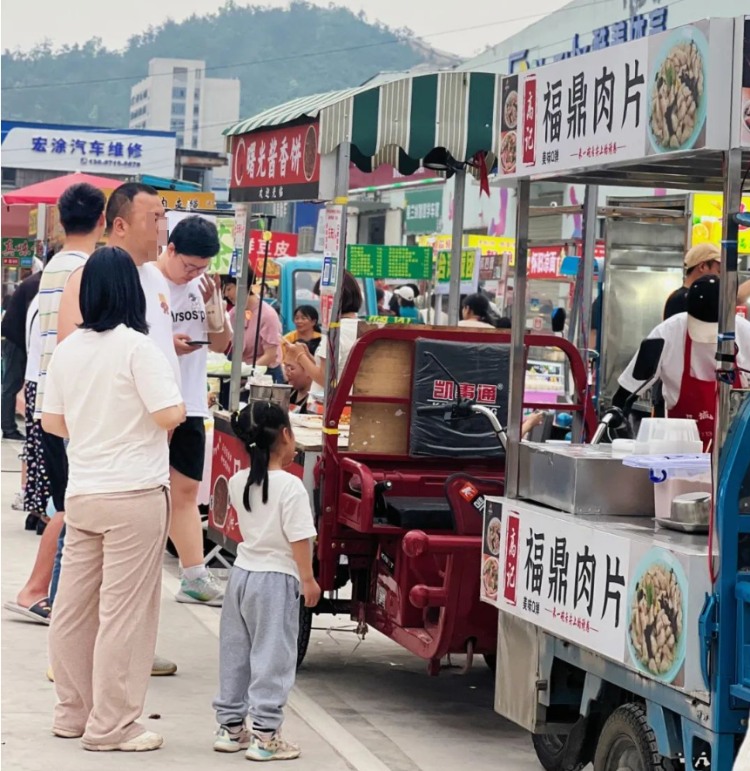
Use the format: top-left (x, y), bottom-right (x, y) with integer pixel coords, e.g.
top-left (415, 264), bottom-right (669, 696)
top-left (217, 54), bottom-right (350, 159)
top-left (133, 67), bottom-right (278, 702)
top-left (348, 164), bottom-right (440, 191)
top-left (498, 20), bottom-right (734, 181)
top-left (212, 218), bottom-right (235, 275)
top-left (417, 234), bottom-right (516, 268)
top-left (482, 499), bottom-right (711, 692)
top-left (229, 121), bottom-right (320, 202)
top-left (159, 190), bottom-right (216, 211)
top-left (2, 238), bottom-right (34, 268)
top-left (248, 230), bottom-right (298, 282)
top-left (508, 3), bottom-right (669, 74)
top-left (435, 249), bottom-right (481, 295)
top-left (691, 193), bottom-right (750, 254)
top-left (0, 120), bottom-right (176, 177)
top-left (346, 244), bottom-right (433, 281)
top-left (404, 188), bottom-right (443, 234)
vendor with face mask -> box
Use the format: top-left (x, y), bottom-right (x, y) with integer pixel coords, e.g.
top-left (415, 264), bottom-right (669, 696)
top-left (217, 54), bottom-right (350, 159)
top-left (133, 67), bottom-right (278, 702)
top-left (614, 276), bottom-right (750, 450)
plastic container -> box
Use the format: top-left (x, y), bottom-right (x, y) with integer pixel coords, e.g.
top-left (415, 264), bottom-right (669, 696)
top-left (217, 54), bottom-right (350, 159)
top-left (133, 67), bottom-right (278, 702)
top-left (611, 439), bottom-right (635, 457)
top-left (633, 418), bottom-right (702, 455)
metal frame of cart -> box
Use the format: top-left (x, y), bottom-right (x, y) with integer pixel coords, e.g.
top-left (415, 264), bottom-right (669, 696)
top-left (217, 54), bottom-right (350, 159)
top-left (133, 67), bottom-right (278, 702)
top-left (490, 15), bottom-right (750, 771)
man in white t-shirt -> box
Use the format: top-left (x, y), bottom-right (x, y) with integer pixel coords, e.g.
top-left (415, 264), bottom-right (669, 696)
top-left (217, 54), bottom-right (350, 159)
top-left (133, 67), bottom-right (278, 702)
top-left (156, 216), bottom-right (232, 605)
top-left (104, 182), bottom-right (185, 676)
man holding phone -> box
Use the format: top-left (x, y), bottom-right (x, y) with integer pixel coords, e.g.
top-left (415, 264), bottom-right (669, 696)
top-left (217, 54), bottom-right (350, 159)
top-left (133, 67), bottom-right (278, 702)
top-left (158, 216), bottom-right (232, 605)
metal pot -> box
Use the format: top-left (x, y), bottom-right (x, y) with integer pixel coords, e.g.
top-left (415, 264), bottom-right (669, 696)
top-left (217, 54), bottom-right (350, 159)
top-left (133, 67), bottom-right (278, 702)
top-left (666, 491), bottom-right (711, 533)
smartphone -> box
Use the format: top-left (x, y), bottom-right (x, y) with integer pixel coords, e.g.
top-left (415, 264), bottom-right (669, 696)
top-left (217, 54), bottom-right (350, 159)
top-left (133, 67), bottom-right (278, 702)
top-left (187, 340), bottom-right (211, 346)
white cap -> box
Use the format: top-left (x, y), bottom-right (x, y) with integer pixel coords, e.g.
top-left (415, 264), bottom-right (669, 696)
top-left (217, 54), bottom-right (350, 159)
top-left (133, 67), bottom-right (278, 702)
top-left (396, 286), bottom-right (415, 302)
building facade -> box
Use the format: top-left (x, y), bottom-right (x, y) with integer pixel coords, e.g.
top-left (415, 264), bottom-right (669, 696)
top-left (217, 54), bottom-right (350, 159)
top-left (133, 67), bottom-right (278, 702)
top-left (129, 58), bottom-right (239, 197)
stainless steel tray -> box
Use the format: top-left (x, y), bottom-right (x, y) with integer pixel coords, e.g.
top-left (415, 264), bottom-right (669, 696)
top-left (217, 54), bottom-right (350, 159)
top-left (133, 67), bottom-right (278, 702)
top-left (518, 442), bottom-right (655, 517)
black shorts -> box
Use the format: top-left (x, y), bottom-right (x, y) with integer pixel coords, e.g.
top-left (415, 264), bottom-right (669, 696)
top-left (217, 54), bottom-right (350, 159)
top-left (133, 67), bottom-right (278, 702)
top-left (40, 428), bottom-right (68, 513)
top-left (169, 416), bottom-right (206, 482)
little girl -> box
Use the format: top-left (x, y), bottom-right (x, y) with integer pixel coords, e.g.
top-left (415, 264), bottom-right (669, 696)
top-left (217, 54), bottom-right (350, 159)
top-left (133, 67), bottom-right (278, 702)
top-left (213, 401), bottom-right (320, 761)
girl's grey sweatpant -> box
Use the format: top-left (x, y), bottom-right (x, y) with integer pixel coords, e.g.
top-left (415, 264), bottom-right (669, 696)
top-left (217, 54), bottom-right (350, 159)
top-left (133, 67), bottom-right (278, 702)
top-left (213, 568), bottom-right (300, 732)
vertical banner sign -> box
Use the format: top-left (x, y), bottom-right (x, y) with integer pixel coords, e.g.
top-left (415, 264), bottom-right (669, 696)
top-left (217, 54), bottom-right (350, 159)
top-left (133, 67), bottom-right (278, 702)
top-left (321, 205), bottom-right (343, 332)
top-left (522, 74), bottom-right (537, 167)
top-left (230, 204), bottom-right (247, 277)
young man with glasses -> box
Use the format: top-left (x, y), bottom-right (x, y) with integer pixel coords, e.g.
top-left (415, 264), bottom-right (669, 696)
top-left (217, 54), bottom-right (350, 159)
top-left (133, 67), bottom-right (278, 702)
top-left (157, 216), bottom-right (232, 605)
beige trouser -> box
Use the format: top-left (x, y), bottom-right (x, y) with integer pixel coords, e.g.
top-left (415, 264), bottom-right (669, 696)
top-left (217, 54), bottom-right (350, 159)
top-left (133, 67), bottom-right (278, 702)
top-left (48, 486), bottom-right (170, 748)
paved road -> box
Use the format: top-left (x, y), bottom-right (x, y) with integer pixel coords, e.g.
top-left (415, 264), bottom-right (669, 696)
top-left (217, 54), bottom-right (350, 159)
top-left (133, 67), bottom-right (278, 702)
top-left (1, 439), bottom-right (544, 771)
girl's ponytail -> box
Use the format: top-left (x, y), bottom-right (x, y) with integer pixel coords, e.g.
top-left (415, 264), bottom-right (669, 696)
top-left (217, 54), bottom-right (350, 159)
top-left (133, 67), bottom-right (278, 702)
top-left (230, 401), bottom-right (291, 511)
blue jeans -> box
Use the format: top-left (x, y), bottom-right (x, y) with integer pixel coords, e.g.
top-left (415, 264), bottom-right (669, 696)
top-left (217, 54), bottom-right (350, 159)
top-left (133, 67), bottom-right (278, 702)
top-left (50, 522), bottom-right (66, 606)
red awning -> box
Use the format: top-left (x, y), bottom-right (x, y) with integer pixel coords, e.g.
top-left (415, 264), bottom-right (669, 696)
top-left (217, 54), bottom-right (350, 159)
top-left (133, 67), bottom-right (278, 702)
top-left (2, 172), bottom-right (125, 205)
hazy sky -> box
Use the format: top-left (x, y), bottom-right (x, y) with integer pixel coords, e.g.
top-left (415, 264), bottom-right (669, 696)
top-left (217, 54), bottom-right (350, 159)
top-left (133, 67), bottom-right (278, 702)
top-left (1, 0), bottom-right (570, 58)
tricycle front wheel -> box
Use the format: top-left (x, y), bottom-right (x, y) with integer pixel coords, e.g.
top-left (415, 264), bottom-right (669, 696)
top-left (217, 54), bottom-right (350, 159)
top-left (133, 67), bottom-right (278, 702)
top-left (593, 703), bottom-right (675, 771)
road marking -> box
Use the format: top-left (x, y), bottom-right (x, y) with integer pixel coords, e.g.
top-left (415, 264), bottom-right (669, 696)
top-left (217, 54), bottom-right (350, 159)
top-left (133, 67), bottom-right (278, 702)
top-left (161, 571), bottom-right (392, 771)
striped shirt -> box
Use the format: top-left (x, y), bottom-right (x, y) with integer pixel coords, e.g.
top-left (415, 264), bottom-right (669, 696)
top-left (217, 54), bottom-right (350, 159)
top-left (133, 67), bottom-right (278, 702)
top-left (34, 251), bottom-right (88, 420)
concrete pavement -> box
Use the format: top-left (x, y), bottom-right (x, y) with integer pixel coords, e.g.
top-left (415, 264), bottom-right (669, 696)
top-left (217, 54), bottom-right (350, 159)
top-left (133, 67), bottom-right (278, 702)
top-left (1, 438), bottom-right (545, 771)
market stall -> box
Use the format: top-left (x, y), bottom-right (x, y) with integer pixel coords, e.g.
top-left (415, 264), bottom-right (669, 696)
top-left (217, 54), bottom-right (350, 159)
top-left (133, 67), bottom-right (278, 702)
top-left (478, 15), bottom-right (750, 769)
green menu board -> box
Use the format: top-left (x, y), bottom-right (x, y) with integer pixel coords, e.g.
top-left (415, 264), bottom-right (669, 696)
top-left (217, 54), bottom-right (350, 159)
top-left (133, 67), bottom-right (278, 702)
top-left (346, 244), bottom-right (432, 280)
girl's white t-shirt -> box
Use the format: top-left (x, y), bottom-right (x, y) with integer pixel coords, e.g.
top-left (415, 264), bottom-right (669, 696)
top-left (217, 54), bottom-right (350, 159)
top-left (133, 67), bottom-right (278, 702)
top-left (166, 276), bottom-right (209, 417)
top-left (309, 317), bottom-right (359, 401)
top-left (25, 295), bottom-right (42, 383)
top-left (43, 325), bottom-right (183, 498)
top-left (228, 469), bottom-right (317, 580)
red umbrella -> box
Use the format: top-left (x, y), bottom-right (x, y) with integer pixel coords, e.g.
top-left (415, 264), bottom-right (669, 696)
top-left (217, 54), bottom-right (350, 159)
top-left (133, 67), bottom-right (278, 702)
top-left (2, 172), bottom-right (125, 205)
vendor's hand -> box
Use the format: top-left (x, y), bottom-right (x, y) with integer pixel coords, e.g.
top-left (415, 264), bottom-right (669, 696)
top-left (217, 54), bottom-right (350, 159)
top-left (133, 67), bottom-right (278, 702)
top-left (281, 337), bottom-right (309, 363)
top-left (301, 577), bottom-right (322, 608)
top-left (174, 333), bottom-right (197, 356)
top-left (200, 273), bottom-right (221, 305)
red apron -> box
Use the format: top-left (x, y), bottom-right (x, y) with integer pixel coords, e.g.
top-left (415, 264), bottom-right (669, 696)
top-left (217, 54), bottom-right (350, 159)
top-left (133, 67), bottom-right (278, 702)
top-left (668, 333), bottom-right (716, 451)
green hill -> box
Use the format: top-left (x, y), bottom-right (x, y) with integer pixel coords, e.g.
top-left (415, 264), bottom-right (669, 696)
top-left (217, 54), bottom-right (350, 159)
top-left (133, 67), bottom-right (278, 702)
top-left (2, 1), bottom-right (460, 128)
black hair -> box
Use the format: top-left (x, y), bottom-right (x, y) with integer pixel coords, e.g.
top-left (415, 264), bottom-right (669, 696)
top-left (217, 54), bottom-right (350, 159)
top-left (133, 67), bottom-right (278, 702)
top-left (230, 402), bottom-right (291, 510)
top-left (221, 268), bottom-right (254, 290)
top-left (376, 287), bottom-right (385, 303)
top-left (388, 294), bottom-right (400, 314)
top-left (312, 270), bottom-right (362, 315)
top-left (105, 182), bottom-right (159, 230)
top-left (57, 183), bottom-right (106, 236)
top-left (496, 316), bottom-right (512, 329)
top-left (462, 293), bottom-right (496, 326)
top-left (169, 215), bottom-right (220, 259)
top-left (294, 304), bottom-right (321, 333)
top-left (686, 259), bottom-right (719, 277)
top-left (79, 246), bottom-right (148, 335)
top-left (406, 283), bottom-right (420, 298)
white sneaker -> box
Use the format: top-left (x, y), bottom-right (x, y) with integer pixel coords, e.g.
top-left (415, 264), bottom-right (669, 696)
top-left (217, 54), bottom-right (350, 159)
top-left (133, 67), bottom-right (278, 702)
top-left (83, 730), bottom-right (163, 752)
top-left (11, 491), bottom-right (25, 511)
top-left (246, 731), bottom-right (301, 761)
top-left (214, 723), bottom-right (250, 752)
top-left (176, 571), bottom-right (224, 606)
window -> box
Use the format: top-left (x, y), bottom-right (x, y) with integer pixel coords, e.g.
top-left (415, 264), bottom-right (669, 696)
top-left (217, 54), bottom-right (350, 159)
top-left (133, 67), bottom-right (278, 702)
top-left (192, 120), bottom-right (199, 132)
top-left (194, 87), bottom-right (201, 101)
top-left (172, 102), bottom-right (186, 116)
top-left (2, 167), bottom-right (17, 186)
top-left (193, 104), bottom-right (200, 116)
top-left (176, 134), bottom-right (184, 149)
top-left (172, 87), bottom-right (187, 100)
top-left (170, 118), bottom-right (185, 131)
top-left (173, 66), bottom-right (188, 84)
top-left (191, 136), bottom-right (199, 149)
top-left (195, 69), bottom-right (202, 79)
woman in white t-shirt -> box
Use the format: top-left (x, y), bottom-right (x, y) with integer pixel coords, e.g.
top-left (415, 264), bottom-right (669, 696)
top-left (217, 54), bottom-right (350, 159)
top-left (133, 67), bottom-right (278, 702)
top-left (282, 271), bottom-right (362, 413)
top-left (42, 247), bottom-right (185, 754)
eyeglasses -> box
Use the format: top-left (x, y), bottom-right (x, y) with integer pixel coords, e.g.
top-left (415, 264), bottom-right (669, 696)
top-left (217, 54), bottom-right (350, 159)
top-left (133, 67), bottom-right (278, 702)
top-left (178, 255), bottom-right (209, 276)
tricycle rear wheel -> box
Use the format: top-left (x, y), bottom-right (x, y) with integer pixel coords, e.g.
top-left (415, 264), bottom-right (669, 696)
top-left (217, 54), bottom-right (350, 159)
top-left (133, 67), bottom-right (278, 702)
top-left (593, 703), bottom-right (674, 771)
top-left (297, 600), bottom-right (313, 669)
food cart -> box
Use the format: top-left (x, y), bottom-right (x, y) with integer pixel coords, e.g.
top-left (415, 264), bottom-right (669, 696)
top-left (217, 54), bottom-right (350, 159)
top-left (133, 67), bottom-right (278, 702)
top-left (206, 71), bottom-right (601, 671)
top-left (477, 15), bottom-right (750, 770)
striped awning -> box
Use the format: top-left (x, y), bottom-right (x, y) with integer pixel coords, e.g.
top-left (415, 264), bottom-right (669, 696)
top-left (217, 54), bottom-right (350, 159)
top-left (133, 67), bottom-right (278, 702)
top-left (224, 70), bottom-right (501, 174)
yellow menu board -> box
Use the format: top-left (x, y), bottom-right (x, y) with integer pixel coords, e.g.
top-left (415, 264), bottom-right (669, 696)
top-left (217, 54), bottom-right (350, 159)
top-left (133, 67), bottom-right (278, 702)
top-left (416, 234), bottom-right (516, 265)
top-left (691, 194), bottom-right (750, 254)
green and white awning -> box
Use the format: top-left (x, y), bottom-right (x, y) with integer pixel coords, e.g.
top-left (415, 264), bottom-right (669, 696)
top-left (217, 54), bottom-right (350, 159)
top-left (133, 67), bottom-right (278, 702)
top-left (223, 71), bottom-right (501, 174)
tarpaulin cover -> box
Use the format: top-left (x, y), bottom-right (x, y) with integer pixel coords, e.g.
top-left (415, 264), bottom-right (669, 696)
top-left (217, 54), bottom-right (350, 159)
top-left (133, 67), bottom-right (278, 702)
top-left (409, 338), bottom-right (510, 459)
